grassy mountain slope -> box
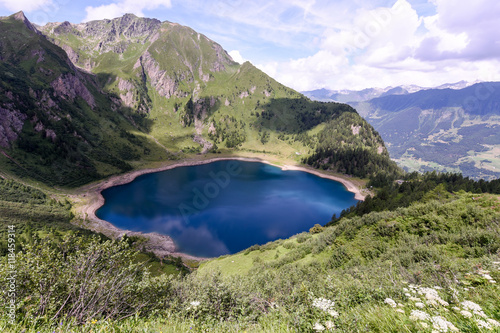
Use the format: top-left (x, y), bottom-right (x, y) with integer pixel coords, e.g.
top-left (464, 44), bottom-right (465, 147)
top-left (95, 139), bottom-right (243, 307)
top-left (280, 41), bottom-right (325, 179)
top-left (2, 187), bottom-right (499, 332)
top-left (34, 13), bottom-right (395, 184)
top-left (0, 12), bottom-right (397, 187)
top-left (352, 83), bottom-right (500, 180)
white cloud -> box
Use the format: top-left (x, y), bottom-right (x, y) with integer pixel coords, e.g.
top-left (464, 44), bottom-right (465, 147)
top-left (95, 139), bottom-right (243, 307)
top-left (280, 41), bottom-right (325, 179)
top-left (253, 0), bottom-right (500, 91)
top-left (83, 0), bottom-right (172, 22)
top-left (0, 0), bottom-right (52, 13)
top-left (228, 50), bottom-right (247, 64)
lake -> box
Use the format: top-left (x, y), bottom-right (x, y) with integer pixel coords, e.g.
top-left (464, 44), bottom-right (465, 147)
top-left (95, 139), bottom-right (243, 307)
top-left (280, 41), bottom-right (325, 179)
top-left (96, 160), bottom-right (358, 257)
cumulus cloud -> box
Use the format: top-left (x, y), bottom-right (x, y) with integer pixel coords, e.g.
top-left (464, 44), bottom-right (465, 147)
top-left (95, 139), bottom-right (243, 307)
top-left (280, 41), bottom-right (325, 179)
top-left (83, 0), bottom-right (172, 22)
top-left (228, 50), bottom-right (247, 64)
top-left (253, 0), bottom-right (500, 90)
top-left (0, 0), bottom-right (52, 13)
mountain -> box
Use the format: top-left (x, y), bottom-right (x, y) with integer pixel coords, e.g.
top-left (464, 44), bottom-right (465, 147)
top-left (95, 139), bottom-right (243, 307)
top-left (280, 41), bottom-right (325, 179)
top-left (302, 87), bottom-right (389, 103)
top-left (0, 12), bottom-right (171, 186)
top-left (352, 83), bottom-right (500, 180)
top-left (302, 81), bottom-right (478, 103)
top-left (0, 12), bottom-right (396, 187)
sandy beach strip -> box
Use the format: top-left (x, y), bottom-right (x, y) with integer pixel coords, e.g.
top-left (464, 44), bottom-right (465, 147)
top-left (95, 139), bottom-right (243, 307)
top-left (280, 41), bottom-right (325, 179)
top-left (77, 156), bottom-right (365, 260)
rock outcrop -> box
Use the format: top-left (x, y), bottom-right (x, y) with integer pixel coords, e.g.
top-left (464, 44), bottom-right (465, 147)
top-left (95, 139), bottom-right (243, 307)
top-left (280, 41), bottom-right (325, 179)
top-left (51, 74), bottom-right (96, 109)
top-left (0, 106), bottom-right (27, 148)
top-left (137, 52), bottom-right (178, 99)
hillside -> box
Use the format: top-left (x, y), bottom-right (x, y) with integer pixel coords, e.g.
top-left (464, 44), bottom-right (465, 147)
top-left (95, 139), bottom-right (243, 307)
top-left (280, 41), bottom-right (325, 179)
top-left (0, 12), bottom-right (395, 188)
top-left (2, 183), bottom-right (499, 332)
top-left (351, 83), bottom-right (500, 180)
top-left (0, 12), bottom-right (167, 186)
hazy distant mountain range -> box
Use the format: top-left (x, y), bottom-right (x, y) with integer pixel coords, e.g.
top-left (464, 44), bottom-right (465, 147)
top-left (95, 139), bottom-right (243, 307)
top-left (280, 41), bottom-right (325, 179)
top-left (305, 82), bottom-right (500, 180)
top-left (302, 81), bottom-right (478, 103)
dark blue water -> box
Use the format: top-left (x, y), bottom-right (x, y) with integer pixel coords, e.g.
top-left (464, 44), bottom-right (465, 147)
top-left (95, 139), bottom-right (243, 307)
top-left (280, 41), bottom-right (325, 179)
top-left (97, 160), bottom-right (358, 257)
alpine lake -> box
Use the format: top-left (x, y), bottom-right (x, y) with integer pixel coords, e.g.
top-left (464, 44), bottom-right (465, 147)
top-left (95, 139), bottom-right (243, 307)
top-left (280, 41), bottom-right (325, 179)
top-left (97, 160), bottom-right (359, 257)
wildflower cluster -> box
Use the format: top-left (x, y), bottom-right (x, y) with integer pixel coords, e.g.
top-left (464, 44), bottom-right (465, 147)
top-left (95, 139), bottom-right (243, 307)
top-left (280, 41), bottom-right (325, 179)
top-left (455, 301), bottom-right (500, 329)
top-left (312, 297), bottom-right (339, 318)
top-left (478, 269), bottom-right (497, 284)
top-left (312, 297), bottom-right (339, 331)
top-left (383, 281), bottom-right (500, 332)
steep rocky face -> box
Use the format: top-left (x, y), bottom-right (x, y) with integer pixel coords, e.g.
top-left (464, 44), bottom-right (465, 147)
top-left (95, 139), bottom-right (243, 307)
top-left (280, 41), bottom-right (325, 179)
top-left (51, 74), bottom-right (96, 108)
top-left (136, 51), bottom-right (179, 99)
top-left (0, 106), bottom-right (27, 148)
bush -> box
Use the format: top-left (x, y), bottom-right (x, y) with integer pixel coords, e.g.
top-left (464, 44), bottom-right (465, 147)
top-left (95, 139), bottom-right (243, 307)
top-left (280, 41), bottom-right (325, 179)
top-left (0, 234), bottom-right (173, 324)
top-left (309, 224), bottom-right (324, 234)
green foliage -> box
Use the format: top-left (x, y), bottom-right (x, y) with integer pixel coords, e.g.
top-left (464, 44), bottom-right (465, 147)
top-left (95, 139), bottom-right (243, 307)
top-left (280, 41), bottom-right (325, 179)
top-left (309, 224), bottom-right (325, 234)
top-left (304, 112), bottom-right (401, 180)
top-left (0, 234), bottom-right (174, 324)
top-left (333, 171), bottom-right (500, 225)
top-left (2, 191), bottom-right (500, 332)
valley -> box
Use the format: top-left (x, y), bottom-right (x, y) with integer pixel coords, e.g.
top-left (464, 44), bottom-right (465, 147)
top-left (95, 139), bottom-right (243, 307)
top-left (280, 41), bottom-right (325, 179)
top-left (0, 7), bottom-right (499, 333)
top-left (306, 83), bottom-right (500, 180)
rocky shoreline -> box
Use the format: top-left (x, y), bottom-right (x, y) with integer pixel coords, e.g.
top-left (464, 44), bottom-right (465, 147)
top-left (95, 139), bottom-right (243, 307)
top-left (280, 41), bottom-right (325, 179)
top-left (76, 156), bottom-right (366, 261)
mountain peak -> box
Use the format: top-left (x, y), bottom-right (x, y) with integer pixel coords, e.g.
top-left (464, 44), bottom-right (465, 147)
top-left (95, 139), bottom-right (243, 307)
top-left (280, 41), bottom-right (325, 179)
top-left (12, 10), bottom-right (27, 21)
top-left (11, 11), bottom-right (40, 34)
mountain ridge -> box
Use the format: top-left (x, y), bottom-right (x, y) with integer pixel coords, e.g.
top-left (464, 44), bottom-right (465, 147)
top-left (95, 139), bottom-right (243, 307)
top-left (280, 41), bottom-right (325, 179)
top-left (302, 80), bottom-right (480, 103)
top-left (0, 12), bottom-right (395, 187)
top-left (350, 82), bottom-right (500, 180)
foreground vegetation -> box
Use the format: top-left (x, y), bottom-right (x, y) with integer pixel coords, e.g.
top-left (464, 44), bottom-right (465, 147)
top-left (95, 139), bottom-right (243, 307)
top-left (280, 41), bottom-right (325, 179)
top-left (1, 185), bottom-right (499, 332)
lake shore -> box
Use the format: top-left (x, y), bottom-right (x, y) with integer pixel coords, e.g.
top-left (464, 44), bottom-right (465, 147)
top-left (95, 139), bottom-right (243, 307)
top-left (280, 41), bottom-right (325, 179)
top-left (75, 156), bottom-right (366, 261)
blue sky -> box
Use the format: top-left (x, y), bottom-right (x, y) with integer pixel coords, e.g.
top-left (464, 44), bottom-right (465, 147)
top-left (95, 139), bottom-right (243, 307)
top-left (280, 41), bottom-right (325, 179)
top-left (1, 0), bottom-right (500, 91)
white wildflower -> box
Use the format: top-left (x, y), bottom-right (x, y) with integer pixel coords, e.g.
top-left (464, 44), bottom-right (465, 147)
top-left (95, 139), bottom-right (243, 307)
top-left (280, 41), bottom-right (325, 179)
top-left (431, 316), bottom-right (458, 332)
top-left (415, 302), bottom-right (425, 308)
top-left (190, 301), bottom-right (200, 307)
top-left (474, 310), bottom-right (488, 318)
top-left (313, 298), bottom-right (335, 313)
top-left (418, 287), bottom-right (448, 307)
top-left (384, 298), bottom-right (397, 308)
top-left (313, 322), bottom-right (325, 331)
top-left (483, 274), bottom-right (493, 280)
top-left (325, 321), bottom-right (335, 330)
top-left (405, 293), bottom-right (412, 297)
top-left (328, 310), bottom-right (339, 318)
top-left (409, 296), bottom-right (421, 301)
top-left (461, 300), bottom-right (482, 312)
top-left (418, 287), bottom-right (439, 299)
top-left (460, 310), bottom-right (473, 318)
top-left (490, 280), bottom-right (497, 283)
top-left (452, 307), bottom-right (460, 312)
top-left (487, 319), bottom-right (500, 327)
top-left (421, 322), bottom-right (429, 328)
top-left (427, 299), bottom-right (438, 307)
top-left (464, 287), bottom-right (469, 291)
top-left (434, 286), bottom-right (443, 290)
top-left (410, 310), bottom-right (430, 321)
top-left (476, 319), bottom-right (492, 330)
top-left (396, 308), bottom-right (405, 313)
top-left (403, 287), bottom-right (409, 292)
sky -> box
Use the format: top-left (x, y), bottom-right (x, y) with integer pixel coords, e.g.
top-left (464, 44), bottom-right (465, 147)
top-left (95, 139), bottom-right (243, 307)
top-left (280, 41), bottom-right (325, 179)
top-left (1, 0), bottom-right (500, 91)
